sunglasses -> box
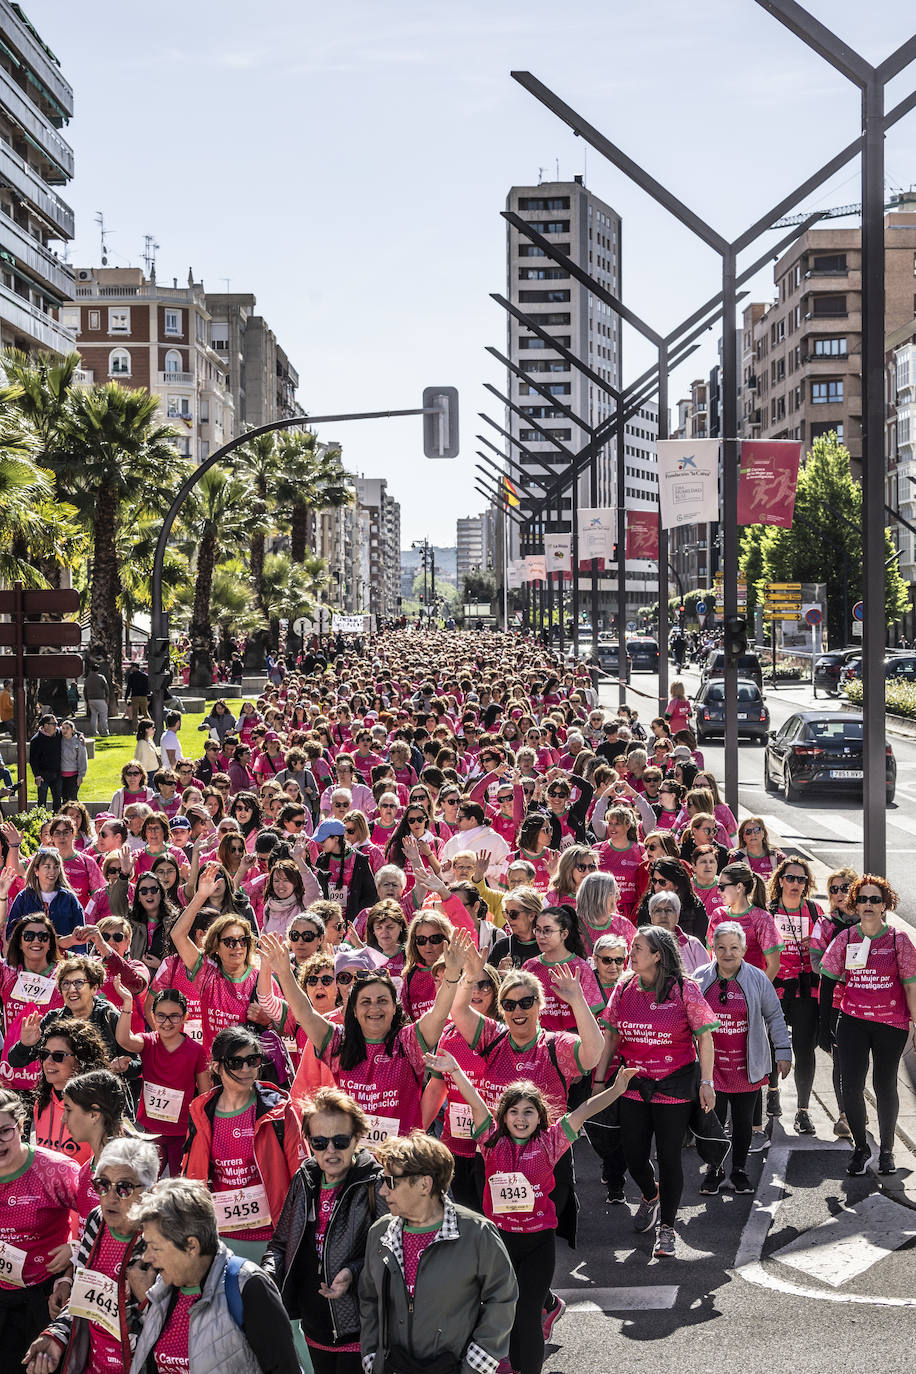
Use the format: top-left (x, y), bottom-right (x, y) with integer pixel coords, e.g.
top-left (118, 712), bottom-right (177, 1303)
top-left (306, 973), bottom-right (336, 987)
top-left (219, 936), bottom-right (249, 950)
top-left (596, 955), bottom-right (626, 965)
top-left (103, 931), bottom-right (129, 944)
top-left (829, 883), bottom-right (850, 895)
top-left (21, 930), bottom-right (51, 944)
top-left (39, 1049), bottom-right (74, 1063)
top-left (782, 874), bottom-right (806, 884)
top-left (547, 790), bottom-right (569, 799)
top-left (717, 978), bottom-right (731, 1006)
top-left (289, 929), bottom-right (319, 944)
top-left (575, 863), bottom-right (598, 873)
top-left (471, 978), bottom-right (493, 991)
top-left (220, 1053), bottom-right (262, 1070)
top-left (414, 933), bottom-right (446, 948)
top-left (228, 844), bottom-right (246, 854)
top-left (309, 1133), bottom-right (353, 1152)
top-left (716, 881), bottom-right (733, 891)
top-left (92, 1176), bottom-right (141, 1199)
top-left (380, 802), bottom-right (398, 810)
top-left (137, 884), bottom-right (160, 896)
top-left (501, 994), bottom-right (537, 1012)
top-left (125, 769), bottom-right (142, 776)
top-left (503, 907), bottom-right (526, 919)
top-left (743, 826), bottom-right (762, 835)
top-left (407, 816), bottom-right (426, 825)
top-left (855, 894), bottom-right (884, 905)
top-left (381, 1172), bottom-right (419, 1189)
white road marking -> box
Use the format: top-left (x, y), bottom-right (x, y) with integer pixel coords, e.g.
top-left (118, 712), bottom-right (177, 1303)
top-left (554, 1286), bottom-right (679, 1311)
top-left (772, 1192), bottom-right (916, 1287)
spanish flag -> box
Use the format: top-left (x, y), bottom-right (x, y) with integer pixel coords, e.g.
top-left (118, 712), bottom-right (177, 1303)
top-left (503, 476), bottom-right (520, 508)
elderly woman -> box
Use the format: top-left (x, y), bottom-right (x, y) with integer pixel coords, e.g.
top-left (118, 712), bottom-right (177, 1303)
top-left (24, 1137), bottom-right (161, 1374)
top-left (128, 1177), bottom-right (299, 1374)
top-left (359, 1133), bottom-right (517, 1374)
top-left (695, 921), bottom-right (792, 1195)
top-left (647, 891), bottom-right (709, 976)
top-left (576, 871), bottom-right (637, 957)
top-left (9, 952), bottom-right (138, 1080)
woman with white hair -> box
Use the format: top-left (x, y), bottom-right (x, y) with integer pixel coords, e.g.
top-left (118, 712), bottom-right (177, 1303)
top-left (576, 871), bottom-right (637, 956)
top-left (646, 891), bottom-right (709, 976)
top-left (694, 921), bottom-right (792, 1197)
top-left (24, 1136), bottom-right (161, 1374)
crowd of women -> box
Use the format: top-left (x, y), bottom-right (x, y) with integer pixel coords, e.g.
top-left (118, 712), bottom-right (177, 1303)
top-left (0, 627), bottom-right (913, 1374)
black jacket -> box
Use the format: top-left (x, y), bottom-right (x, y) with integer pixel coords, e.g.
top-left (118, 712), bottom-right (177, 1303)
top-left (125, 667), bottom-right (149, 698)
top-left (9, 993), bottom-right (141, 1080)
top-left (315, 849), bottom-right (378, 923)
top-left (29, 728), bottom-right (62, 776)
top-left (263, 1149), bottom-right (386, 1346)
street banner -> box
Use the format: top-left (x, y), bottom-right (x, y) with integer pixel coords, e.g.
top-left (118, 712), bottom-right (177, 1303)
top-left (331, 614), bottom-right (364, 633)
top-left (626, 509), bottom-right (658, 560)
top-left (578, 507), bottom-right (615, 569)
top-left (657, 441), bottom-right (719, 529)
top-left (737, 439), bottom-right (802, 528)
top-left (507, 559), bottom-right (526, 589)
top-left (544, 533), bottom-right (572, 573)
top-left (524, 554), bottom-right (546, 583)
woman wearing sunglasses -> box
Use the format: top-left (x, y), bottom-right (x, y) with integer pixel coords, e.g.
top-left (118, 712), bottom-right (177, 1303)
top-left (695, 921), bottom-right (792, 1196)
top-left (0, 912), bottom-right (64, 1093)
top-left (730, 815), bottom-right (785, 881)
top-left (9, 951), bottom-right (139, 1082)
top-left (544, 844), bottom-right (598, 912)
top-left (400, 912), bottom-right (455, 1022)
top-left (765, 858), bottom-right (823, 1133)
top-left (810, 867), bottom-right (859, 1141)
top-left (259, 927), bottom-right (473, 1148)
top-left (181, 1024), bottom-right (303, 1263)
top-left (24, 1135), bottom-right (160, 1374)
top-left (819, 874), bottom-right (916, 1177)
top-left (108, 762), bottom-right (154, 819)
top-left (706, 863), bottom-right (782, 979)
top-left (264, 1086), bottom-right (385, 1374)
top-left (94, 915), bottom-right (150, 1035)
top-left (0, 1088), bottom-right (81, 1368)
top-left (115, 986), bottom-right (210, 1176)
top-left (30, 1017), bottom-right (109, 1164)
top-left (540, 771), bottom-right (594, 850)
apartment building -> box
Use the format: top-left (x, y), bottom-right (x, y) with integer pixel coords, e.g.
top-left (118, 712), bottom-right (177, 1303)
top-left (66, 266), bottom-right (235, 461)
top-left (456, 511), bottom-right (496, 580)
top-left (0, 1), bottom-right (75, 354)
top-left (355, 477), bottom-right (401, 617)
top-left (206, 292), bottom-right (302, 428)
top-left (886, 318), bottom-right (916, 637)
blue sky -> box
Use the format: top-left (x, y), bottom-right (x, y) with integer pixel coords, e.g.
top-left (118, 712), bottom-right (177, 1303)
top-left (43, 0), bottom-right (916, 543)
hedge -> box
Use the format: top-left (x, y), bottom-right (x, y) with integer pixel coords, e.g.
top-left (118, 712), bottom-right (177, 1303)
top-left (845, 678), bottom-right (916, 719)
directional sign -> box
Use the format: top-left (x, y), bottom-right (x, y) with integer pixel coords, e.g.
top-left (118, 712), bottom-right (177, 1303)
top-left (0, 654), bottom-right (84, 679)
top-left (695, 601), bottom-right (706, 615)
top-left (852, 601), bottom-right (864, 622)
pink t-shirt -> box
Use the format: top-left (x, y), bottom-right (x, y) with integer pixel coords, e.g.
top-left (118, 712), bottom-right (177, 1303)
top-left (578, 913), bottom-right (636, 958)
top-left (820, 924), bottom-right (916, 1030)
top-left (210, 1101), bottom-right (272, 1241)
top-left (400, 965), bottom-right (438, 1022)
top-left (666, 698), bottom-right (692, 731)
top-left (603, 975), bottom-right (718, 1100)
top-left (522, 955), bottom-right (604, 1032)
top-left (597, 842), bottom-right (645, 920)
top-left (694, 883), bottom-right (722, 920)
top-left (0, 1145), bottom-right (79, 1287)
top-left (315, 1181), bottom-right (340, 1259)
top-left (0, 961), bottom-right (63, 1090)
top-left (402, 1225), bottom-right (439, 1294)
top-left (154, 1288), bottom-right (199, 1374)
top-left (468, 1017), bottom-right (584, 1124)
top-left (62, 851), bottom-right (104, 910)
top-left (318, 1023), bottom-right (428, 1137)
top-left (432, 1023), bottom-right (500, 1160)
top-left (478, 1115), bottom-right (577, 1233)
top-left (706, 906), bottom-right (782, 972)
top-left (507, 849), bottom-right (555, 895)
top-left (75, 1158), bottom-right (100, 1222)
top-left (133, 845), bottom-right (186, 878)
top-left (86, 1224), bottom-right (133, 1374)
top-left (712, 977), bottom-right (766, 1093)
top-left (811, 913), bottom-right (851, 1009)
top-left (772, 902), bottom-right (822, 982)
top-left (187, 955), bottom-right (261, 1057)
top-left (137, 1032), bottom-right (208, 1137)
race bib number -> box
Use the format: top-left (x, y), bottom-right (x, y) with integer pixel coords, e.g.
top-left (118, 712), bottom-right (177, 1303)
top-left (488, 1171), bottom-right (534, 1215)
top-left (846, 937), bottom-right (871, 971)
top-left (364, 1114), bottom-right (399, 1149)
top-left (184, 1018), bottom-right (204, 1044)
top-left (11, 970), bottom-right (56, 1006)
top-left (214, 1183), bottom-right (270, 1232)
top-left (69, 1266), bottom-right (120, 1340)
top-left (0, 1238), bottom-right (27, 1287)
top-left (142, 1080), bottom-right (184, 1123)
top-left (327, 887), bottom-right (347, 907)
top-left (448, 1102), bottom-right (473, 1140)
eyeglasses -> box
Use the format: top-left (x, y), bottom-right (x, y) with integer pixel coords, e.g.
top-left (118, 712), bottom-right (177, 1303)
top-left (716, 881), bottom-right (734, 891)
top-left (309, 1133), bottom-right (354, 1152)
top-left (220, 1053), bottom-right (262, 1070)
top-left (21, 930), bottom-right (51, 944)
top-left (503, 907), bottom-right (526, 919)
top-left (596, 955), bottom-right (626, 965)
top-left (855, 893), bottom-right (884, 905)
top-left (92, 1175), bottom-right (141, 1198)
top-left (0, 1124), bottom-right (19, 1143)
top-left (414, 933), bottom-right (446, 948)
top-left (60, 979), bottom-right (88, 992)
top-left (228, 844), bottom-right (246, 854)
top-left (380, 802), bottom-right (398, 810)
top-left (575, 863), bottom-right (597, 873)
top-left (125, 769), bottom-right (142, 776)
top-left (501, 994), bottom-right (537, 1012)
top-left (103, 931), bottom-right (129, 944)
top-left (219, 936), bottom-right (249, 950)
top-left (829, 883), bottom-right (851, 895)
top-left (137, 885), bottom-right (160, 897)
top-left (289, 930), bottom-right (319, 944)
top-left (782, 874), bottom-right (806, 884)
top-left (744, 825), bottom-right (762, 835)
top-left (306, 973), bottom-right (336, 987)
top-left (407, 815), bottom-right (426, 825)
top-left (39, 1049), bottom-right (75, 1063)
top-left (154, 1011), bottom-right (184, 1024)
top-left (50, 828), bottom-right (68, 837)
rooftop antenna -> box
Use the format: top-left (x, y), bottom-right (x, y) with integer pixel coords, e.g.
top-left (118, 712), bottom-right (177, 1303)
top-left (222, 278), bottom-right (231, 294)
top-left (95, 210), bottom-right (112, 266)
top-left (537, 166), bottom-right (546, 185)
top-left (141, 233), bottom-right (159, 277)
top-left (555, 157), bottom-right (559, 181)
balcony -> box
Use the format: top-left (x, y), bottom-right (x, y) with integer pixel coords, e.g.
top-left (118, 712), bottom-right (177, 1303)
top-left (0, 138), bottom-right (73, 237)
top-left (1, 2), bottom-right (74, 116)
top-left (72, 367), bottom-right (93, 384)
top-left (0, 206), bottom-right (72, 297)
top-left (746, 373), bottom-right (757, 390)
top-left (158, 370), bottom-right (194, 386)
top-left (0, 278), bottom-right (74, 351)
top-left (0, 66), bottom-right (73, 177)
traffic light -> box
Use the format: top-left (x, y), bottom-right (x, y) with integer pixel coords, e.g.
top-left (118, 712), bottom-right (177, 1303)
top-left (148, 636), bottom-right (170, 696)
top-left (724, 615), bottom-right (747, 668)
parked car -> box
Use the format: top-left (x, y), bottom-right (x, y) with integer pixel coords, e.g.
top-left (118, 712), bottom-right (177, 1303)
top-left (840, 653), bottom-right (916, 687)
top-left (763, 710), bottom-right (896, 803)
top-left (813, 648), bottom-right (865, 696)
top-left (626, 636), bottom-right (660, 671)
top-left (694, 678), bottom-right (769, 742)
top-left (701, 649), bottom-right (764, 690)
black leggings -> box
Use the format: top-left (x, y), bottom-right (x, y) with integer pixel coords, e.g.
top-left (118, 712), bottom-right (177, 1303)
top-left (770, 990), bottom-right (818, 1108)
top-left (500, 1227), bottom-right (556, 1374)
top-left (835, 1013), bottom-right (908, 1151)
top-left (450, 1154), bottom-right (484, 1212)
top-left (714, 1089), bottom-right (757, 1171)
top-left (308, 1348), bottom-right (363, 1374)
top-left (618, 1096), bottom-right (694, 1225)
top-left (0, 1277), bottom-right (55, 1368)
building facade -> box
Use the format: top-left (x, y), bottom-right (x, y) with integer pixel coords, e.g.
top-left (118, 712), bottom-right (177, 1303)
top-left (886, 318), bottom-right (916, 639)
top-left (66, 266), bottom-right (235, 461)
top-left (0, 0), bottom-right (75, 354)
top-left (205, 292), bottom-right (301, 428)
top-left (456, 511), bottom-right (496, 580)
top-left (354, 477), bottom-right (401, 618)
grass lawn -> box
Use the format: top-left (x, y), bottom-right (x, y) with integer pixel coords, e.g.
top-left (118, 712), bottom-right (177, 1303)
top-left (81, 711), bottom-right (208, 804)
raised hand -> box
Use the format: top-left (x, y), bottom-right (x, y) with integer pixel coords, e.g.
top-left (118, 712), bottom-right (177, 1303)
top-left (550, 962), bottom-right (585, 1006)
top-left (423, 1049), bottom-right (460, 1076)
top-left (20, 1010), bottom-right (42, 1047)
top-left (443, 927), bottom-right (474, 980)
top-left (473, 851), bottom-right (491, 884)
top-left (197, 861), bottom-right (222, 900)
top-left (257, 931), bottom-right (289, 977)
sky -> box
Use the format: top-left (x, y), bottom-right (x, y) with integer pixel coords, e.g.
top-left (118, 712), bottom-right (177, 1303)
top-left (42, 0), bottom-right (916, 545)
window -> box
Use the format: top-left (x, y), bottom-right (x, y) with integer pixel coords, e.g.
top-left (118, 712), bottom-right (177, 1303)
top-left (519, 268), bottom-right (568, 280)
top-left (518, 197), bottom-right (570, 211)
top-left (60, 307), bottom-right (79, 332)
top-left (164, 349), bottom-right (183, 373)
top-left (523, 220), bottom-right (570, 234)
top-left (108, 307), bottom-right (130, 334)
top-left (529, 312), bottom-right (570, 326)
top-left (810, 421), bottom-right (844, 443)
top-left (164, 308), bottom-right (182, 336)
top-left (518, 243), bottom-right (570, 257)
top-left (167, 395), bottom-right (192, 419)
top-left (88, 309), bottom-right (100, 331)
top-left (200, 398), bottom-right (209, 423)
top-left (108, 348), bottom-right (130, 376)
top-left (810, 253), bottom-right (847, 274)
top-left (211, 323), bottom-right (229, 350)
top-left (522, 359), bottom-right (568, 374)
top-left (813, 337), bottom-right (847, 358)
top-left (519, 336), bottom-right (570, 349)
top-left (812, 380), bottom-right (844, 404)
top-left (519, 289), bottom-right (570, 303)
top-left (519, 428), bottom-right (571, 442)
top-left (810, 294), bottom-right (846, 317)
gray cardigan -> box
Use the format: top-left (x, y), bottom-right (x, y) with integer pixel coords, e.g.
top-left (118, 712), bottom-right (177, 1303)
top-left (694, 958), bottom-right (792, 1085)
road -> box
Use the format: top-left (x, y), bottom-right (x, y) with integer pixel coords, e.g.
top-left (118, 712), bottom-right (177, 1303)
top-left (598, 664), bottom-right (916, 929)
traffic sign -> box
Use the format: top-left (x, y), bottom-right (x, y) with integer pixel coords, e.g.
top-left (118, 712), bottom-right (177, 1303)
top-left (804, 607), bottom-right (823, 627)
top-left (695, 601), bottom-right (706, 615)
top-left (0, 654), bottom-right (83, 678)
top-left (852, 601), bottom-right (864, 622)
top-left (766, 582), bottom-right (801, 591)
top-left (852, 621), bottom-right (863, 638)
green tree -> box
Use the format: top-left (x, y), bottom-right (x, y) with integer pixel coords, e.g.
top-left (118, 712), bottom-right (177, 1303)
top-left (184, 465), bottom-right (259, 636)
top-left (273, 433), bottom-right (352, 564)
top-left (0, 401), bottom-right (83, 586)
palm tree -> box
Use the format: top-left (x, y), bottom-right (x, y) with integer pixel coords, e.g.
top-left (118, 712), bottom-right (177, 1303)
top-left (185, 465), bottom-right (260, 634)
top-left (273, 433), bottom-right (352, 564)
top-left (260, 550), bottom-right (328, 639)
top-left (47, 383), bottom-right (182, 693)
top-left (233, 430), bottom-right (280, 614)
top-left (2, 349), bottom-right (79, 462)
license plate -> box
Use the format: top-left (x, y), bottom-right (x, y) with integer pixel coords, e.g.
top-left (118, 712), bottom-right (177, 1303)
top-left (830, 769), bottom-right (863, 779)
top-left (738, 713), bottom-right (748, 720)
